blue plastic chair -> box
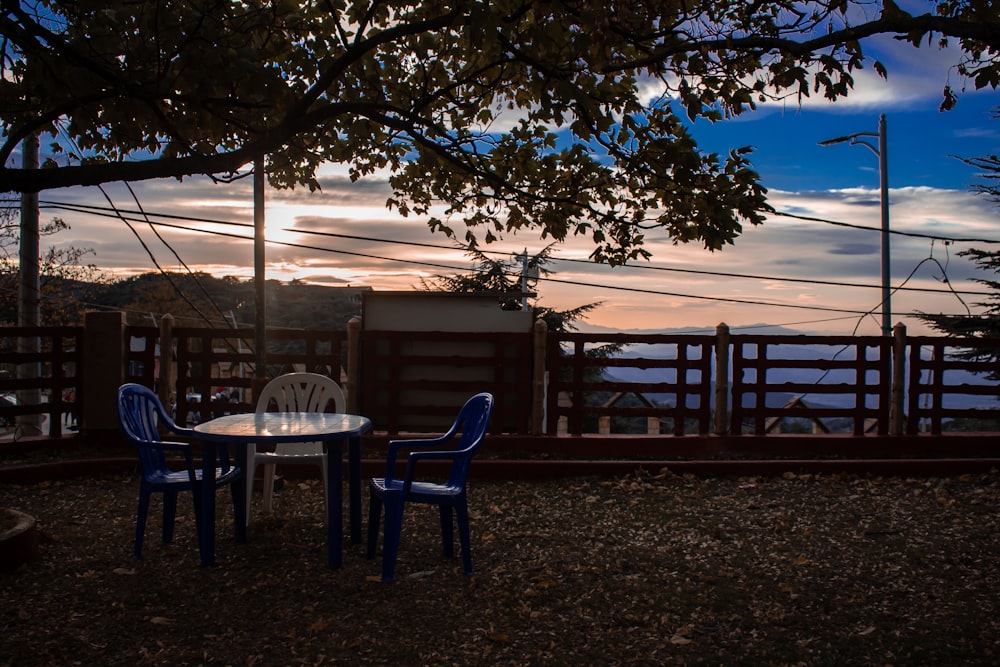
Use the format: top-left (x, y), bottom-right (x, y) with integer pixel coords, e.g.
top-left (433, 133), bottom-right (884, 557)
top-left (117, 383), bottom-right (243, 559)
top-left (366, 393), bottom-right (494, 581)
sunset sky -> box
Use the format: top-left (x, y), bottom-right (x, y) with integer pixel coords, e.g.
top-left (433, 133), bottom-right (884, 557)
top-left (15, 30), bottom-right (1000, 336)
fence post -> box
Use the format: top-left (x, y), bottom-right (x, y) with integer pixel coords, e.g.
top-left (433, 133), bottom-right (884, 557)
top-left (82, 311), bottom-right (127, 433)
top-left (346, 316), bottom-right (361, 414)
top-left (598, 415), bottom-right (611, 434)
top-left (531, 319), bottom-right (547, 434)
top-left (714, 322), bottom-right (730, 435)
top-left (890, 322), bottom-right (906, 435)
top-left (157, 314), bottom-right (174, 410)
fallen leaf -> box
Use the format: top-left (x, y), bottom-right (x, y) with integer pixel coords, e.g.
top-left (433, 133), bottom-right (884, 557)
top-left (671, 624), bottom-right (695, 644)
top-left (9, 458), bottom-right (1000, 666)
top-left (407, 569), bottom-right (436, 578)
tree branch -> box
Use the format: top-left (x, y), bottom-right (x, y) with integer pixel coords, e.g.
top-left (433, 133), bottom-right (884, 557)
top-left (607, 13), bottom-right (1000, 73)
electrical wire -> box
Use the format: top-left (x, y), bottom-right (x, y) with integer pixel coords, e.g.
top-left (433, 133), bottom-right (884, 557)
top-left (14, 198), bottom-right (1000, 247)
top-left (14, 203), bottom-right (885, 317)
top-left (4, 196), bottom-right (994, 325)
top-left (41, 121), bottom-right (232, 332)
top-left (122, 181), bottom-right (240, 328)
top-left (771, 210), bottom-right (1000, 245)
top-left (291, 225), bottom-right (993, 297)
top-left (26, 199), bottom-right (997, 298)
top-left (15, 209), bottom-right (980, 320)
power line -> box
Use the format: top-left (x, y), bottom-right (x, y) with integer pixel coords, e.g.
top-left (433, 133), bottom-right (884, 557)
top-left (28, 203), bottom-right (881, 315)
top-left (16, 200), bottom-right (988, 319)
top-left (103, 215), bottom-right (973, 318)
top-left (18, 198), bottom-right (1000, 246)
top-left (32, 117), bottom-right (237, 333)
top-left (286, 223), bottom-right (991, 296)
top-left (1, 197), bottom-right (989, 324)
top-left (29, 199), bottom-right (996, 298)
top-left (771, 210), bottom-right (1000, 245)
top-left (93, 186), bottom-right (223, 328)
top-left (120, 181), bottom-right (239, 328)
top-left (539, 275), bottom-right (874, 315)
top-left (551, 252), bottom-right (988, 296)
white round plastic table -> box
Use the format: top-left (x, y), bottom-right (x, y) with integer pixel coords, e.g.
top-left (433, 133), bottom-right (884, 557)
top-left (193, 412), bottom-right (371, 568)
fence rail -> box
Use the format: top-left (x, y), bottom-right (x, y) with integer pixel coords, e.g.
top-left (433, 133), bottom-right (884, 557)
top-left (0, 325), bottom-right (83, 438)
top-left (3, 318), bottom-right (1000, 444)
top-left (729, 334), bottom-right (893, 436)
top-left (546, 332), bottom-right (716, 436)
top-left (360, 329), bottom-right (533, 434)
top-left (906, 336), bottom-right (1000, 435)
top-left (123, 323), bottom-right (351, 427)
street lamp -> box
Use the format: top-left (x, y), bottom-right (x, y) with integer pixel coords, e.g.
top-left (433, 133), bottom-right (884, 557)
top-left (819, 114), bottom-right (891, 336)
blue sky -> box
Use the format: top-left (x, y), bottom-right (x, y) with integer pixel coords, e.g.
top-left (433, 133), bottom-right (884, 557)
top-left (696, 86), bottom-right (997, 193)
top-left (20, 28), bottom-right (1000, 336)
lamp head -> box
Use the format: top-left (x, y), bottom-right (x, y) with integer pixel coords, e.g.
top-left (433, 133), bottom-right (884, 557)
top-left (818, 135), bottom-right (853, 146)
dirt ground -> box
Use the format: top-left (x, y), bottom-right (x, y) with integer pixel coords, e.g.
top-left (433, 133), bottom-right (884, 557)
top-left (2, 466), bottom-right (1000, 665)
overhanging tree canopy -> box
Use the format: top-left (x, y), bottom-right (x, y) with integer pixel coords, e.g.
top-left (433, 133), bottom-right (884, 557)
top-left (2, 0), bottom-right (998, 263)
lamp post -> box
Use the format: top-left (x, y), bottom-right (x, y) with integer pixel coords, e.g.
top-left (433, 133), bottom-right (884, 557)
top-left (819, 114), bottom-right (891, 336)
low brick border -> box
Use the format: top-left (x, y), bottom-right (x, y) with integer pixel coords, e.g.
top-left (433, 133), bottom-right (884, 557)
top-left (2, 456), bottom-right (999, 485)
top-left (0, 507), bottom-right (39, 571)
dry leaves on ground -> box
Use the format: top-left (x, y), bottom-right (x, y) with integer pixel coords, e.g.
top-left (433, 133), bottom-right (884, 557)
top-left (2, 468), bottom-right (1000, 665)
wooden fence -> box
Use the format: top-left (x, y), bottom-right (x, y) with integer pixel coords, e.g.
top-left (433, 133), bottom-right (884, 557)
top-left (3, 318), bottom-right (1000, 443)
top-left (0, 325), bottom-right (83, 438)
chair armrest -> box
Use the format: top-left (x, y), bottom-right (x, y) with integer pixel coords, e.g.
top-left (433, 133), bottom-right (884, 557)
top-left (142, 438), bottom-right (235, 475)
top-left (401, 449), bottom-right (462, 493)
top-left (138, 439), bottom-right (192, 454)
top-left (383, 436), bottom-right (454, 480)
top-left (162, 421), bottom-right (197, 438)
top-left (170, 426), bottom-right (198, 439)
top-left (136, 439), bottom-right (198, 476)
top-left (153, 399), bottom-right (197, 439)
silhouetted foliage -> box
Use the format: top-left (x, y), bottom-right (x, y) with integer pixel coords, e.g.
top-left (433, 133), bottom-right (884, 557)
top-left (917, 107), bottom-right (1000, 379)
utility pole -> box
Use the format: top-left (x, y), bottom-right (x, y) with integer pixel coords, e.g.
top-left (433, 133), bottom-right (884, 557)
top-left (878, 114), bottom-right (890, 337)
top-left (18, 133), bottom-right (42, 434)
top-left (819, 114), bottom-right (891, 335)
top-left (519, 251), bottom-right (529, 312)
top-left (518, 249), bottom-right (538, 313)
top-left (253, 157), bottom-right (266, 384)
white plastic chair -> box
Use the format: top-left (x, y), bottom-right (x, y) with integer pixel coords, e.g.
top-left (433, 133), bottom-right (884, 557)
top-left (246, 372), bottom-right (346, 526)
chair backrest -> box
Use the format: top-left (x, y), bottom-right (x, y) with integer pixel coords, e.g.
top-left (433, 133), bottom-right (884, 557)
top-left (256, 372), bottom-right (346, 414)
top-left (444, 392), bottom-right (494, 487)
top-left (117, 383), bottom-right (184, 477)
